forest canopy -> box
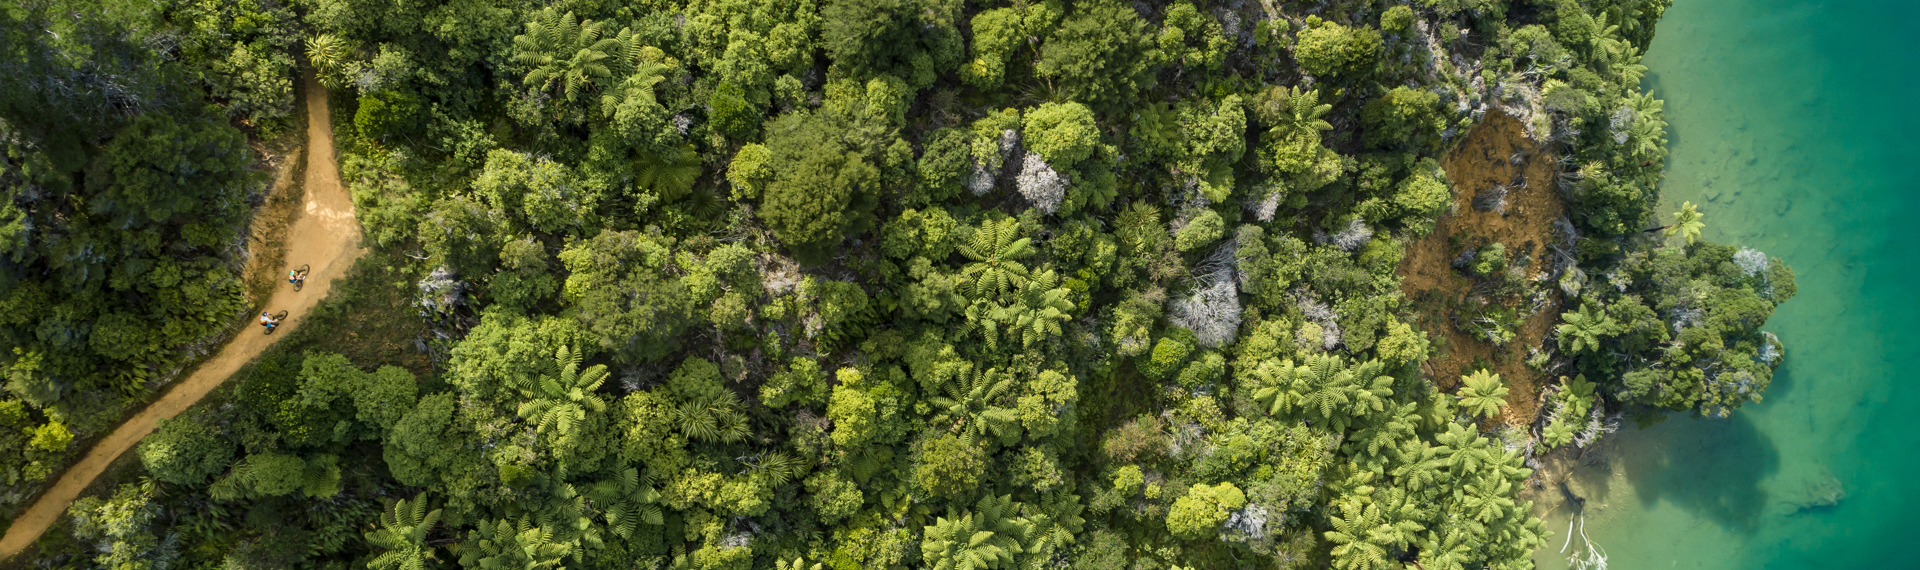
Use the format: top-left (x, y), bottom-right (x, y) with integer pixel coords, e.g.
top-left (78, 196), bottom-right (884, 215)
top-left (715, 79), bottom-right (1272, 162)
top-left (1, 0), bottom-right (1797, 569)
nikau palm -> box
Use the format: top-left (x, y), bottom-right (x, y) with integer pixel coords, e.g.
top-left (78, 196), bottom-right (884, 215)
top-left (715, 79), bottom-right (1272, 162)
top-left (1457, 369), bottom-right (1509, 420)
top-left (1651, 200), bottom-right (1705, 246)
top-left (1556, 303), bottom-right (1619, 354)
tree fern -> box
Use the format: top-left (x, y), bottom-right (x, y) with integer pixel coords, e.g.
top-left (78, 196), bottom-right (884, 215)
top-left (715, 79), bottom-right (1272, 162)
top-left (366, 493), bottom-right (442, 570)
top-left (957, 218), bottom-right (1033, 300)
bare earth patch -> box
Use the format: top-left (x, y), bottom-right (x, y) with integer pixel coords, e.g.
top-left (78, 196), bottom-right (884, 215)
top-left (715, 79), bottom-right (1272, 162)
top-left (1399, 110), bottom-right (1566, 427)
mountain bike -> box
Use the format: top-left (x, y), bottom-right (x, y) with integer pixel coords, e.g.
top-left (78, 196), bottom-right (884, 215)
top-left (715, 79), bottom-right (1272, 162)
top-left (264, 310), bottom-right (289, 335)
top-left (290, 264), bottom-right (311, 292)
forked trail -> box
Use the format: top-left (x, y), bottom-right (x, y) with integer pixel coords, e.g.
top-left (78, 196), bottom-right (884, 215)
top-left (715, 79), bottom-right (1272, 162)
top-left (0, 71), bottom-right (362, 561)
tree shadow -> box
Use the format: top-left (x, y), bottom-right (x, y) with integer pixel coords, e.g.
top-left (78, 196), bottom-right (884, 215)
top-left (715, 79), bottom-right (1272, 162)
top-left (1614, 411), bottom-right (1780, 533)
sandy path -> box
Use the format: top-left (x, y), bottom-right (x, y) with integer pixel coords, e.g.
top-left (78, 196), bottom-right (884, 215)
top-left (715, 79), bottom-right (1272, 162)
top-left (0, 71), bottom-right (362, 561)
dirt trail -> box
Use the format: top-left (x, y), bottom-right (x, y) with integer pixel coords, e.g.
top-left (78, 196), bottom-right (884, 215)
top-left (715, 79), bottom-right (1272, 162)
top-left (0, 71), bottom-right (361, 561)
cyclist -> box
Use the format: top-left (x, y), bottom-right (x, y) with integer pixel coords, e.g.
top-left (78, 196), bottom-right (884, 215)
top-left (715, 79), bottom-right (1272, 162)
top-left (288, 268), bottom-right (305, 287)
top-left (260, 312), bottom-right (280, 332)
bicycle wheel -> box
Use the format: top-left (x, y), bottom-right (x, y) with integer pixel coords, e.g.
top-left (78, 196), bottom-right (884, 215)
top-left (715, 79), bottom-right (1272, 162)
top-left (272, 310), bottom-right (289, 320)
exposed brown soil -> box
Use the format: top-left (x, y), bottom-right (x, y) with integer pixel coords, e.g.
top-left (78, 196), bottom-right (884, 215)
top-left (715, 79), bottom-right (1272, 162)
top-left (0, 71), bottom-right (363, 561)
top-left (1398, 110), bottom-right (1566, 427)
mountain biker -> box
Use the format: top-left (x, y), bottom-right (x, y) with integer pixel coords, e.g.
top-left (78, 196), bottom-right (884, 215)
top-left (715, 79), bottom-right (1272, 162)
top-left (260, 312), bottom-right (280, 331)
top-left (289, 268), bottom-right (305, 286)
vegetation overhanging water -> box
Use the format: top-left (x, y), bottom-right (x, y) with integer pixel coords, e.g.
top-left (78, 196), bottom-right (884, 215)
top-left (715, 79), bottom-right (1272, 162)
top-left (1535, 0), bottom-right (1920, 567)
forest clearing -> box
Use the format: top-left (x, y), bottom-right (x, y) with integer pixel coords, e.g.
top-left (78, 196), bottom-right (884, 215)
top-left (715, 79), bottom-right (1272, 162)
top-left (1399, 110), bottom-right (1568, 428)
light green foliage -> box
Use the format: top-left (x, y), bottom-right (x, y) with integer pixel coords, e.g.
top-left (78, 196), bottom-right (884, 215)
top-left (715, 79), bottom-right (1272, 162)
top-left (1165, 482), bottom-right (1245, 540)
top-left (917, 433), bottom-right (989, 498)
top-left (1140, 334), bottom-right (1195, 381)
top-left (1294, 17), bottom-right (1382, 77)
top-left (68, 481), bottom-right (177, 570)
top-left (1178, 96), bottom-right (1248, 202)
top-left (1665, 200), bottom-right (1706, 246)
top-left (1158, 2), bottom-right (1230, 72)
top-left (1456, 369), bottom-right (1509, 419)
top-left (558, 230), bottom-right (694, 362)
top-left (138, 413), bottom-right (235, 486)
top-left (1380, 6), bottom-right (1416, 34)
top-left (964, 8), bottom-right (1026, 89)
top-left (1022, 102), bottom-right (1100, 169)
top-left (1173, 209), bottom-right (1225, 252)
top-left (1362, 87), bottom-right (1444, 148)
top-left (806, 470), bottom-right (864, 523)
top-left (727, 143), bottom-right (774, 200)
top-left (474, 150), bottom-right (598, 236)
top-left (1470, 242), bottom-right (1507, 276)
top-left (761, 357), bottom-right (829, 408)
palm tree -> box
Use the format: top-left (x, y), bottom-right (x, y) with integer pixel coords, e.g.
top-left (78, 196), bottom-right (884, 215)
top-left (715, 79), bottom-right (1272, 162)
top-left (1556, 303), bottom-right (1619, 354)
top-left (306, 34), bottom-right (352, 89)
top-left (516, 346), bottom-right (609, 448)
top-left (675, 390), bottom-right (752, 443)
top-left (921, 495), bottom-right (1033, 570)
top-left (1021, 489), bottom-right (1085, 569)
top-left (1437, 422), bottom-right (1494, 475)
top-left (1649, 201), bottom-right (1705, 246)
top-left (957, 218), bottom-right (1033, 300)
top-left (366, 493), bottom-right (442, 570)
top-left (1457, 369), bottom-right (1509, 420)
top-left (1389, 439), bottom-right (1449, 492)
top-left (1280, 355), bottom-right (1394, 433)
top-left (512, 8), bottom-right (622, 102)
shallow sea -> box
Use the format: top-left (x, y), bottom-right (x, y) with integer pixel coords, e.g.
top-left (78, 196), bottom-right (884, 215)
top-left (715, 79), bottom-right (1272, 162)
top-left (1533, 0), bottom-right (1920, 568)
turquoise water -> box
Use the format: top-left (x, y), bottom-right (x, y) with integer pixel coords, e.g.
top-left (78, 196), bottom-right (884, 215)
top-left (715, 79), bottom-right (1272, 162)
top-left (1534, 0), bottom-right (1920, 568)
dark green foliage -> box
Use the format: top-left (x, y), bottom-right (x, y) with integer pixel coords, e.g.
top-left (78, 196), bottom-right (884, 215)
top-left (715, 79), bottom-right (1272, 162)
top-left (1037, 1), bottom-right (1161, 111)
top-left (822, 0), bottom-right (963, 88)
